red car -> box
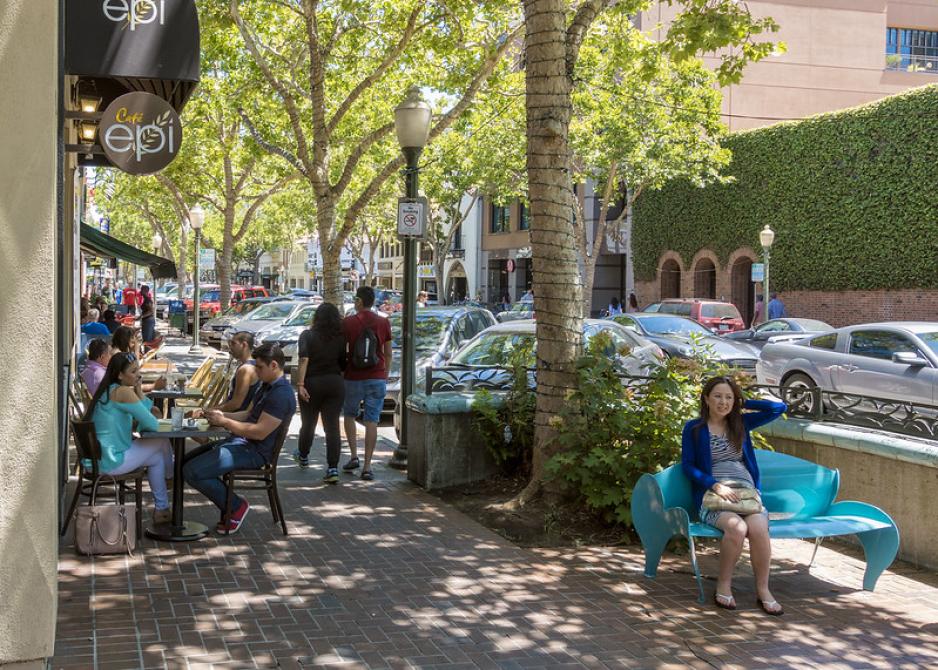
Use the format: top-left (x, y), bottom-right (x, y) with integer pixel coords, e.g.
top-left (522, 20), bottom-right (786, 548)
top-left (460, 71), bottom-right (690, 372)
top-left (185, 285), bottom-right (269, 326)
top-left (656, 299), bottom-right (746, 333)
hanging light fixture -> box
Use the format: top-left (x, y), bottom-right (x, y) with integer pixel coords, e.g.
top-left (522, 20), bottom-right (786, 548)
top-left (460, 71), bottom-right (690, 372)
top-left (79, 121), bottom-right (98, 143)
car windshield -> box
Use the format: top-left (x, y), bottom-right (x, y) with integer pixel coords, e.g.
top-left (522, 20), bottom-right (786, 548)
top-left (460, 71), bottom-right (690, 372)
top-left (247, 303), bottom-right (296, 321)
top-left (284, 305), bottom-right (317, 326)
top-left (701, 304), bottom-right (740, 319)
top-left (919, 332), bottom-right (938, 356)
top-left (638, 316), bottom-right (711, 337)
top-left (389, 314), bottom-right (451, 351)
top-left (451, 332), bottom-right (536, 366)
top-left (796, 319), bottom-right (833, 331)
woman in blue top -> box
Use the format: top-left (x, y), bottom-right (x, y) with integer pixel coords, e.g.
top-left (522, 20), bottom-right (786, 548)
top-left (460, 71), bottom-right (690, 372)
top-left (681, 376), bottom-right (786, 615)
top-left (83, 352), bottom-right (173, 524)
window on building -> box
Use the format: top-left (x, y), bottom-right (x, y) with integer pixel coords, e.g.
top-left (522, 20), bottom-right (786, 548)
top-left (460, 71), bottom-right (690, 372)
top-left (451, 224), bottom-right (463, 250)
top-left (519, 202), bottom-right (530, 231)
top-left (887, 27), bottom-right (938, 72)
top-left (490, 203), bottom-right (510, 233)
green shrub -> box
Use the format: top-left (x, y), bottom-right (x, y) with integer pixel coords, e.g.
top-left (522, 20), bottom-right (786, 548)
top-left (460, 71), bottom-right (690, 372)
top-left (546, 332), bottom-right (765, 526)
top-left (472, 343), bottom-right (536, 472)
top-left (633, 84), bottom-right (938, 291)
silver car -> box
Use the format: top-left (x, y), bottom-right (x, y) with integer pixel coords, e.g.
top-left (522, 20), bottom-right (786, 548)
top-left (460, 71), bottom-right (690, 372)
top-left (219, 300), bottom-right (310, 350)
top-left (199, 297), bottom-right (281, 348)
top-left (259, 303), bottom-right (319, 372)
top-left (757, 322), bottom-right (938, 409)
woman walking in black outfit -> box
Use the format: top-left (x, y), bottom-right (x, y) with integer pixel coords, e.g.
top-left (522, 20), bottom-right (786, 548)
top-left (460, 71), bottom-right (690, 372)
top-left (294, 302), bottom-right (347, 482)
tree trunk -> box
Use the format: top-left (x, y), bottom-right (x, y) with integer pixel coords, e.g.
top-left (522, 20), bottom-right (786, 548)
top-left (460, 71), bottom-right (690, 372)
top-left (435, 254), bottom-right (446, 305)
top-left (581, 251), bottom-right (597, 318)
top-left (219, 240), bottom-right (233, 312)
top-left (317, 199), bottom-right (344, 305)
top-left (522, 0), bottom-right (584, 502)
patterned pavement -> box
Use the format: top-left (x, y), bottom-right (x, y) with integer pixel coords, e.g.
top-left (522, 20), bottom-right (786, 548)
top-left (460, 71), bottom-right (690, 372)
top-left (55, 375), bottom-right (938, 668)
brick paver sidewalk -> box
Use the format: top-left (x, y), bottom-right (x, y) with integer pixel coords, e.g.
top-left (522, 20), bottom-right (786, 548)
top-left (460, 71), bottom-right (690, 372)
top-left (54, 414), bottom-right (938, 669)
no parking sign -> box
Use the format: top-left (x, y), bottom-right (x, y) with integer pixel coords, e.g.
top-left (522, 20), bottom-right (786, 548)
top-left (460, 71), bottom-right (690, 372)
top-left (397, 197), bottom-right (428, 239)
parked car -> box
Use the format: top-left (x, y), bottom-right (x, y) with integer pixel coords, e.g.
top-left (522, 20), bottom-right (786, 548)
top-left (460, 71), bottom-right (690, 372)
top-left (384, 306), bottom-right (498, 415)
top-left (724, 318), bottom-right (834, 352)
top-left (641, 302), bottom-right (662, 313)
top-left (156, 284), bottom-right (191, 319)
top-left (218, 300), bottom-right (309, 349)
top-left (258, 303), bottom-right (319, 372)
top-left (393, 318), bottom-right (664, 437)
top-left (186, 285), bottom-right (270, 328)
top-left (656, 298), bottom-right (746, 333)
top-left (757, 322), bottom-right (938, 412)
top-left (199, 296), bottom-right (281, 348)
top-left (609, 313), bottom-right (759, 374)
top-left (496, 302), bottom-right (535, 323)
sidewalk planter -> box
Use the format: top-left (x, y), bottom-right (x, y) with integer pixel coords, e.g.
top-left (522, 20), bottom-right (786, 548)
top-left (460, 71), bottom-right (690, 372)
top-left (405, 391), bottom-right (500, 491)
top-left (758, 417), bottom-right (938, 569)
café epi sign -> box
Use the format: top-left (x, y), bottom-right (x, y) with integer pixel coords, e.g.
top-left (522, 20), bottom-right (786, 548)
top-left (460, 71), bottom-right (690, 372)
top-left (102, 0), bottom-right (167, 31)
top-left (99, 92), bottom-right (182, 175)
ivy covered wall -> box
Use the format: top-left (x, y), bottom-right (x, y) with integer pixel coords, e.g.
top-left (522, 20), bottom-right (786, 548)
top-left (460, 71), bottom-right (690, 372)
top-left (632, 84), bottom-right (938, 291)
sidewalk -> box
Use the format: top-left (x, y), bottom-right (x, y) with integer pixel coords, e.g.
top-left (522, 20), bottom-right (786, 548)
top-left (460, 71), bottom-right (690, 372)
top-left (54, 342), bottom-right (938, 668)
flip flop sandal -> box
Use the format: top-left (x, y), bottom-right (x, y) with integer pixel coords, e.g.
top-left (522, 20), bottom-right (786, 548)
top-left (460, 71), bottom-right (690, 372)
top-left (714, 593), bottom-right (737, 610)
top-left (757, 598), bottom-right (784, 616)
top-left (360, 470), bottom-right (374, 481)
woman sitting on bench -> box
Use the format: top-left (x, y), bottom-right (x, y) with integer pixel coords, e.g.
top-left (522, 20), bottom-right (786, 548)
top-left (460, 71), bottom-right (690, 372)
top-left (681, 376), bottom-right (786, 615)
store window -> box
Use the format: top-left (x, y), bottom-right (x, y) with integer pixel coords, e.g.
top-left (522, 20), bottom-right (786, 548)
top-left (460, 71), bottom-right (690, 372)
top-left (491, 203), bottom-right (510, 233)
top-left (519, 202), bottom-right (529, 231)
top-left (887, 27), bottom-right (938, 72)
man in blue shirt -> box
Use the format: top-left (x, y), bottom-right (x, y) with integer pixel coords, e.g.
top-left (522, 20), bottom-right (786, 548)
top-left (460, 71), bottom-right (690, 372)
top-left (184, 343), bottom-right (297, 534)
top-left (81, 308), bottom-right (111, 336)
top-left (767, 293), bottom-right (787, 320)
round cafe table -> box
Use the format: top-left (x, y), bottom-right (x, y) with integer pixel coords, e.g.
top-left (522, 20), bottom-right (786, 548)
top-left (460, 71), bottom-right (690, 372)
top-left (139, 427), bottom-right (230, 542)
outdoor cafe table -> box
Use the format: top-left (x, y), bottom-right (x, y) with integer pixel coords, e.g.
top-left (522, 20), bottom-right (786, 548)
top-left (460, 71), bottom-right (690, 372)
top-left (140, 427), bottom-right (230, 542)
top-left (148, 388), bottom-right (203, 414)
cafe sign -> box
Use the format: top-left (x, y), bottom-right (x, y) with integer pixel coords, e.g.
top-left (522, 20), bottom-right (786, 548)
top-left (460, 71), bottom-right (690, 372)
top-left (99, 92), bottom-right (182, 175)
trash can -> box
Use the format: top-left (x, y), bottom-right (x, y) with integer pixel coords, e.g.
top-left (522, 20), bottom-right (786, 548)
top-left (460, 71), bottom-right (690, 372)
top-left (168, 300), bottom-right (186, 334)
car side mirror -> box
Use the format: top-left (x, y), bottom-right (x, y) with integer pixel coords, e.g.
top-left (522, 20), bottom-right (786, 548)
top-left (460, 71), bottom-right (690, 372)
top-left (892, 351), bottom-right (928, 367)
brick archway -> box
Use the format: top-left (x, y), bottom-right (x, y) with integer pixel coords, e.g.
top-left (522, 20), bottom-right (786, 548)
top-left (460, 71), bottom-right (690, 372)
top-left (694, 257), bottom-right (716, 299)
top-left (659, 254), bottom-right (683, 299)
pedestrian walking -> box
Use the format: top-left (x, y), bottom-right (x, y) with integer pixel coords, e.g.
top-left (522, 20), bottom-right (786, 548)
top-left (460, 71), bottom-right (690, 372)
top-left (767, 293), bottom-right (787, 319)
top-left (294, 303), bottom-right (347, 483)
top-left (341, 287), bottom-right (392, 481)
top-left (607, 297), bottom-right (623, 316)
top-left (751, 295), bottom-right (765, 328)
top-left (627, 293), bottom-right (639, 313)
top-left (140, 285), bottom-right (156, 342)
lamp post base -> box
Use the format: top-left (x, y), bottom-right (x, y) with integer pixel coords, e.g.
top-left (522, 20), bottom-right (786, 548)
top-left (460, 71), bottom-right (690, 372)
top-left (188, 343), bottom-right (203, 355)
top-left (388, 445), bottom-right (407, 470)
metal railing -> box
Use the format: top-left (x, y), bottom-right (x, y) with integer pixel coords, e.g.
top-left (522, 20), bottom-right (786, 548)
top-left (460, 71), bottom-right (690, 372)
top-left (423, 365), bottom-right (938, 441)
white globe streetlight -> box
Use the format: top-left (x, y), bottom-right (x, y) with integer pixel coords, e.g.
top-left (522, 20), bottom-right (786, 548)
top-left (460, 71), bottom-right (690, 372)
top-left (188, 205), bottom-right (205, 354)
top-left (760, 225), bottom-right (775, 313)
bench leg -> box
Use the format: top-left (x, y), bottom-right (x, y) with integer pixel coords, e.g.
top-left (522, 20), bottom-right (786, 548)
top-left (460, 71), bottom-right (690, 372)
top-left (640, 528), bottom-right (672, 579)
top-left (687, 535), bottom-right (705, 604)
top-left (809, 537), bottom-right (823, 568)
top-left (856, 526), bottom-right (900, 592)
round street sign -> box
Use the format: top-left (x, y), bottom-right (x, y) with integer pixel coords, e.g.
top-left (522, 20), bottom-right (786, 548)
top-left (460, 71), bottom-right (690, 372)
top-left (99, 92), bottom-right (182, 175)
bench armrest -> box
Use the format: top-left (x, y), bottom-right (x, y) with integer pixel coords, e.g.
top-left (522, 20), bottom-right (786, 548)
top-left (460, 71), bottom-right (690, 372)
top-left (632, 473), bottom-right (692, 578)
top-left (827, 500), bottom-right (900, 591)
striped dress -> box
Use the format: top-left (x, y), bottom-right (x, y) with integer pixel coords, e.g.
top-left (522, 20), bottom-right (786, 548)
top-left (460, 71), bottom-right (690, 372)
top-left (699, 433), bottom-right (762, 526)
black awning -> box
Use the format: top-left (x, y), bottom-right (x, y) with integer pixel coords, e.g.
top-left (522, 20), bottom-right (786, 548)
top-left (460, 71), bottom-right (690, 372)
top-left (66, 0), bottom-right (200, 87)
top-left (80, 223), bottom-right (177, 279)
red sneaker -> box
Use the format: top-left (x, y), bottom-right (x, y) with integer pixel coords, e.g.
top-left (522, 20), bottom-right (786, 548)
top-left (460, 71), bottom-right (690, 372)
top-left (217, 499), bottom-right (250, 535)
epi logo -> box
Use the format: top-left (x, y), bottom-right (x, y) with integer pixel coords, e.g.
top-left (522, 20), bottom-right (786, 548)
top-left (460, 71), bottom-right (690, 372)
top-left (102, 0), bottom-right (165, 31)
top-left (99, 92), bottom-right (183, 175)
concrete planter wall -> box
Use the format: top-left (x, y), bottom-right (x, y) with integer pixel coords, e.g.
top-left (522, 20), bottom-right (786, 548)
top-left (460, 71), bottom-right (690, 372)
top-left (758, 418), bottom-right (938, 570)
top-left (405, 392), bottom-right (501, 491)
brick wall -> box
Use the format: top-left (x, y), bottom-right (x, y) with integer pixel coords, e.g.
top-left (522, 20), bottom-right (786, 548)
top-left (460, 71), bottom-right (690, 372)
top-left (634, 281), bottom-right (938, 327)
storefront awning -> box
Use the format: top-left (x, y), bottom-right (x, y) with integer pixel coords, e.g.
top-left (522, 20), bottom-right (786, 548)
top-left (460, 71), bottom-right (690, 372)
top-left (80, 223), bottom-right (177, 279)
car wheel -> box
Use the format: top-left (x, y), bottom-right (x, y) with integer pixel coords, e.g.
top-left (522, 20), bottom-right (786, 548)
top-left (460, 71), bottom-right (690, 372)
top-left (782, 372), bottom-right (819, 416)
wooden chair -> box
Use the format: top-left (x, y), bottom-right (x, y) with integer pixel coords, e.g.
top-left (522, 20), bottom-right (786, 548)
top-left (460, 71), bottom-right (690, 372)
top-left (223, 423), bottom-right (290, 535)
top-left (187, 357), bottom-right (215, 390)
top-left (61, 419), bottom-right (144, 539)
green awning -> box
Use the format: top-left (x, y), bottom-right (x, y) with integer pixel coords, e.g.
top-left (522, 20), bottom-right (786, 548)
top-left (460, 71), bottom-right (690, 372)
top-left (80, 223), bottom-right (177, 279)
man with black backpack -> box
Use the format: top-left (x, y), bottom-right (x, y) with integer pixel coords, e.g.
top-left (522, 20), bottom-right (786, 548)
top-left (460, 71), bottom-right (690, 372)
top-left (341, 286), bottom-right (393, 481)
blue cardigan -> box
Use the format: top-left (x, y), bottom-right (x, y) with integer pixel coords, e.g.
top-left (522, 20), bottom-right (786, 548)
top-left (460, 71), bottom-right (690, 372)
top-left (680, 398), bottom-right (787, 513)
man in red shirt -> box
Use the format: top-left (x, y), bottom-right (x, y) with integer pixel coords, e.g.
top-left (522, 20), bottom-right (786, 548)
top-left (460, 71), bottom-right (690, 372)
top-left (341, 286), bottom-right (393, 481)
top-left (122, 284), bottom-right (138, 313)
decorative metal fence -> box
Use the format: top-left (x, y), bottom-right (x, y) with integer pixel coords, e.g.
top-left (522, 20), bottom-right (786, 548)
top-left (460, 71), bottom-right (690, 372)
top-left (423, 365), bottom-right (938, 441)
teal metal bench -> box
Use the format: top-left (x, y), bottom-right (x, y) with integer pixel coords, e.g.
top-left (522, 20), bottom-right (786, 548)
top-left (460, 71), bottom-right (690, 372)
top-left (632, 450), bottom-right (899, 602)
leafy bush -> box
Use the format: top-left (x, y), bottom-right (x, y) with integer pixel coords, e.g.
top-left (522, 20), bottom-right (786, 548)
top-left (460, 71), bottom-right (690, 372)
top-left (472, 343), bottom-right (536, 472)
top-left (633, 84), bottom-right (938, 290)
top-left (546, 332), bottom-right (763, 526)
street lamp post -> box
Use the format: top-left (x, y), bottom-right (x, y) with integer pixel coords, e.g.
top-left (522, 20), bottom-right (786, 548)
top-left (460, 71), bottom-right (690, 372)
top-left (759, 224), bottom-right (775, 312)
top-left (189, 205), bottom-right (205, 354)
top-left (390, 86), bottom-right (431, 470)
top-left (151, 232), bottom-right (163, 290)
